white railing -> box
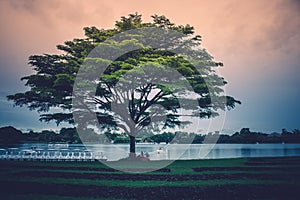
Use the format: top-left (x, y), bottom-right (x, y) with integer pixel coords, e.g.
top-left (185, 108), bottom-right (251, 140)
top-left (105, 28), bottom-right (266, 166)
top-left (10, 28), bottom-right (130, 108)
top-left (0, 148), bottom-right (107, 161)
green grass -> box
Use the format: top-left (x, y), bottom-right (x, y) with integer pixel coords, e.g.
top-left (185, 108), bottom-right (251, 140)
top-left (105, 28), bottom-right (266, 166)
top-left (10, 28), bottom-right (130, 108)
top-left (1, 157), bottom-right (300, 199)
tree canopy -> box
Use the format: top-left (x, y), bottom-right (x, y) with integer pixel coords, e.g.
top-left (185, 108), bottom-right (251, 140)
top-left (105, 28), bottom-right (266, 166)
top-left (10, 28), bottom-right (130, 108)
top-left (7, 13), bottom-right (240, 155)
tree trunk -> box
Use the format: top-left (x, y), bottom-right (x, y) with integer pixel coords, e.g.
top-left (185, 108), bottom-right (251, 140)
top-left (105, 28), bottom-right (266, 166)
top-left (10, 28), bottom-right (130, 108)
top-left (129, 135), bottom-right (136, 158)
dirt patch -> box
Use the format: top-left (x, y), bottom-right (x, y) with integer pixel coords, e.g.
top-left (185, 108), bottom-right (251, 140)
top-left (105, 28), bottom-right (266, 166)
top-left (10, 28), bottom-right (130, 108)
top-left (0, 164), bottom-right (171, 173)
top-left (246, 157), bottom-right (300, 165)
top-left (1, 181), bottom-right (299, 199)
top-left (12, 170), bottom-right (299, 181)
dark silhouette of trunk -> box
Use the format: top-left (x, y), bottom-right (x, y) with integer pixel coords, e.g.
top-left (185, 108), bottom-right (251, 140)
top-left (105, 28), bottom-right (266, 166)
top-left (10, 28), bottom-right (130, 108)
top-left (129, 135), bottom-right (136, 158)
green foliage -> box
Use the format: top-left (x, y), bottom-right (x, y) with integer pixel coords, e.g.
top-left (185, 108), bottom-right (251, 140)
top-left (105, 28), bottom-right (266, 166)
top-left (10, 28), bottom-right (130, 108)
top-left (7, 14), bottom-right (241, 152)
top-left (0, 126), bottom-right (24, 145)
top-left (2, 126), bottom-right (300, 145)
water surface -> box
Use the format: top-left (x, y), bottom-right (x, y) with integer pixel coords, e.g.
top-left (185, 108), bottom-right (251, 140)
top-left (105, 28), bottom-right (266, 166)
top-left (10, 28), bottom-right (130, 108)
top-left (17, 143), bottom-right (300, 161)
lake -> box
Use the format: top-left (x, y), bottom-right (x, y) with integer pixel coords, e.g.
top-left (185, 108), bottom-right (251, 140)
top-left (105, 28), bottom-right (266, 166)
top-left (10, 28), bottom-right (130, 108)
top-left (17, 143), bottom-right (300, 161)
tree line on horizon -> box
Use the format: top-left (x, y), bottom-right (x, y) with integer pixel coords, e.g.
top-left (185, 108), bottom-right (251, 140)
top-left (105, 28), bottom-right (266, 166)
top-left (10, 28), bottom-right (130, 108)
top-left (0, 126), bottom-right (299, 146)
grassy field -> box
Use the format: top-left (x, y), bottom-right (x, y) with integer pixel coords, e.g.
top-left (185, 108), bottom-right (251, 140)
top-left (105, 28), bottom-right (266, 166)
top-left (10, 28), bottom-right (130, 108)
top-left (1, 157), bottom-right (300, 199)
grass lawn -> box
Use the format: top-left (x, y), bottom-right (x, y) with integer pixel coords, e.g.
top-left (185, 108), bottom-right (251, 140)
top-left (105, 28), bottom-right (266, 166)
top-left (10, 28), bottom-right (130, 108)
top-left (0, 157), bottom-right (300, 199)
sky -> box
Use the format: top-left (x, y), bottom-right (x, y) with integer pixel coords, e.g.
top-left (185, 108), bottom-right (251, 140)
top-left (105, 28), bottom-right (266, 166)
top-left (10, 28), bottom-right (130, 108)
top-left (0, 0), bottom-right (299, 133)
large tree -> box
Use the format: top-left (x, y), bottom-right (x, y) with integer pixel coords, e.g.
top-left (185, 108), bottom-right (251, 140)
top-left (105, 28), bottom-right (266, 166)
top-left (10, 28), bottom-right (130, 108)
top-left (8, 13), bottom-right (240, 158)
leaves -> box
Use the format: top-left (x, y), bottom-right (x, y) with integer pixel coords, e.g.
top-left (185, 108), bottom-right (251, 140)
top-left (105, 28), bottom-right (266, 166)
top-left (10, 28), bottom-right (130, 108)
top-left (7, 13), bottom-right (240, 133)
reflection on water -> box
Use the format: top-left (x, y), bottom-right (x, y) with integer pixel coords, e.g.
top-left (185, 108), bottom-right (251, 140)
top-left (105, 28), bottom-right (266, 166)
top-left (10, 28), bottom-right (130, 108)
top-left (15, 143), bottom-right (300, 161)
top-left (201, 144), bottom-right (300, 159)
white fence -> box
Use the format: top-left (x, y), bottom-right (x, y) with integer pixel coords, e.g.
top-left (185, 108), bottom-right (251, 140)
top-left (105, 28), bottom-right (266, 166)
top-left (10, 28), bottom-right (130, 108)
top-left (0, 148), bottom-right (107, 161)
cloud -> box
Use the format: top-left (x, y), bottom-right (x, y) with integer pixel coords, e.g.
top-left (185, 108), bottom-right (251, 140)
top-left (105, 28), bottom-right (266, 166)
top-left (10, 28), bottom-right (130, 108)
top-left (194, 0), bottom-right (300, 56)
top-left (0, 0), bottom-right (115, 92)
top-left (258, 0), bottom-right (300, 53)
top-left (5, 0), bottom-right (114, 26)
top-left (0, 0), bottom-right (115, 52)
top-left (0, 0), bottom-right (299, 131)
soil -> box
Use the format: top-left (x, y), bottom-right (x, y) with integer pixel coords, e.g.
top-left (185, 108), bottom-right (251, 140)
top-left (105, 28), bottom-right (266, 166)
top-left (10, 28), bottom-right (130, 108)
top-left (1, 181), bottom-right (299, 199)
top-left (12, 170), bottom-right (299, 181)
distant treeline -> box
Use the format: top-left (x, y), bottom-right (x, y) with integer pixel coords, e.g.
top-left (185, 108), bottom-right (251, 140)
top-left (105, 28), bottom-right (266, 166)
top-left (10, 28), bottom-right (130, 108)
top-left (0, 126), bottom-right (300, 145)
